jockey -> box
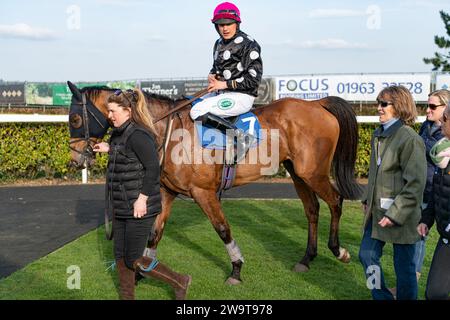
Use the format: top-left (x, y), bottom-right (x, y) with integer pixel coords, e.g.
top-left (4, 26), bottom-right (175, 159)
top-left (190, 2), bottom-right (263, 162)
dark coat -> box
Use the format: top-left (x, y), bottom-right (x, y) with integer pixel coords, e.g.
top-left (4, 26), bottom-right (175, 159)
top-left (107, 121), bottom-right (161, 219)
top-left (211, 30), bottom-right (263, 97)
top-left (420, 162), bottom-right (450, 242)
top-left (418, 120), bottom-right (444, 204)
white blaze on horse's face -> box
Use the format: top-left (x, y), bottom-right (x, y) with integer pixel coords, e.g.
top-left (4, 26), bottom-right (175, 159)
top-left (107, 102), bottom-right (131, 128)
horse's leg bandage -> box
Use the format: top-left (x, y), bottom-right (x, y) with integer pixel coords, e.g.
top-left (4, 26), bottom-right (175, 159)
top-left (225, 240), bottom-right (244, 263)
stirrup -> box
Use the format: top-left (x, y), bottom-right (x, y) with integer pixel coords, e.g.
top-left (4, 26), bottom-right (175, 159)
top-left (235, 132), bottom-right (256, 163)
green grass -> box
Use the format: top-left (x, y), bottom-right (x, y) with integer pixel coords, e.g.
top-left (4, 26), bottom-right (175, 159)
top-left (0, 199), bottom-right (439, 300)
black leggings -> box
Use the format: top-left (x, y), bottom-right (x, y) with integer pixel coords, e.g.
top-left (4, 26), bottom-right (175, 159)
top-left (113, 216), bottom-right (156, 270)
top-left (425, 237), bottom-right (450, 300)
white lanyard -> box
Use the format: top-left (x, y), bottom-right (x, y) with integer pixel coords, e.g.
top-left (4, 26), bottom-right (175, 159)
top-left (376, 140), bottom-right (382, 167)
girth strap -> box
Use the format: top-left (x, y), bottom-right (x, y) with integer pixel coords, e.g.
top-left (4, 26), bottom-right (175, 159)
top-left (217, 163), bottom-right (237, 201)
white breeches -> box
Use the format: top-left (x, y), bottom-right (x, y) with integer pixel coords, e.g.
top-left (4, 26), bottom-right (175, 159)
top-left (190, 92), bottom-right (255, 120)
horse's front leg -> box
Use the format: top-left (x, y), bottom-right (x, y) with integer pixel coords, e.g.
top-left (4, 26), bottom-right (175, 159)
top-left (144, 188), bottom-right (177, 260)
top-left (191, 187), bottom-right (244, 285)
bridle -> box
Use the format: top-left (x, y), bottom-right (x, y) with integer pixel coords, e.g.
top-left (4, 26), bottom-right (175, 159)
top-left (69, 89), bottom-right (206, 166)
top-left (69, 90), bottom-right (113, 238)
top-left (69, 92), bottom-right (108, 166)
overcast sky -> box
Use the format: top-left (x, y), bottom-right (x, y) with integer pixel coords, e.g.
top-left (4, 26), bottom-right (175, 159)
top-left (1, 0), bottom-right (450, 82)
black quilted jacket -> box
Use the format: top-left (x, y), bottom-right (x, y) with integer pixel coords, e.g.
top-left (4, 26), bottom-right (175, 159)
top-left (418, 120), bottom-right (444, 204)
top-left (421, 164), bottom-right (450, 241)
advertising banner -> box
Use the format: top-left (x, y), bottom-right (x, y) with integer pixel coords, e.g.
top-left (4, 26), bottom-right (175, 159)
top-left (184, 79), bottom-right (209, 97)
top-left (0, 83), bottom-right (26, 105)
top-left (25, 82), bottom-right (53, 105)
top-left (255, 78), bottom-right (274, 105)
top-left (275, 73), bottom-right (431, 102)
top-left (52, 81), bottom-right (135, 106)
top-left (140, 81), bottom-right (185, 99)
top-left (52, 84), bottom-right (73, 106)
top-left (436, 73), bottom-right (450, 91)
top-left (26, 81), bottom-right (135, 106)
top-left (183, 78), bottom-right (274, 104)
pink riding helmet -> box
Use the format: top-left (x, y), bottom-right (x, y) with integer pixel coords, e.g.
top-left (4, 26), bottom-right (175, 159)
top-left (211, 2), bottom-right (241, 24)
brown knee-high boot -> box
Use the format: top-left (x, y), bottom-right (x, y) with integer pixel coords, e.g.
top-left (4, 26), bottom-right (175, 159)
top-left (134, 256), bottom-right (192, 300)
top-left (117, 259), bottom-right (136, 300)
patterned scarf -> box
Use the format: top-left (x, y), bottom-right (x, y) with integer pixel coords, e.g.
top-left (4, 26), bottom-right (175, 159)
top-left (430, 137), bottom-right (450, 169)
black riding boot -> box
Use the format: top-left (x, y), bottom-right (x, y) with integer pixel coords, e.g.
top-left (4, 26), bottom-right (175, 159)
top-left (199, 113), bottom-right (254, 163)
top-left (199, 113), bottom-right (237, 132)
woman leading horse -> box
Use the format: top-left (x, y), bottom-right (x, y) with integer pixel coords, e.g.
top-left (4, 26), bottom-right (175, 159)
top-left (67, 81), bottom-right (363, 285)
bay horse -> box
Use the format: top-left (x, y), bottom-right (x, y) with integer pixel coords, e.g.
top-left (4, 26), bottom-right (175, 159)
top-left (67, 81), bottom-right (363, 284)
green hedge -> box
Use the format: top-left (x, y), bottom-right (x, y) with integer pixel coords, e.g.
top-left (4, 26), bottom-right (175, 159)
top-left (0, 123), bottom-right (108, 182)
top-left (0, 123), bottom-right (420, 182)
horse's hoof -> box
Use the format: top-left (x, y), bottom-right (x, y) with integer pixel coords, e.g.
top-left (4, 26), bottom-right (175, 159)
top-left (337, 247), bottom-right (351, 263)
top-left (225, 277), bottom-right (242, 285)
top-left (293, 263), bottom-right (309, 273)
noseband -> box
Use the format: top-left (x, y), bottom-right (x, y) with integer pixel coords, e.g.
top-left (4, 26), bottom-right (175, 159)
top-left (69, 92), bottom-right (107, 166)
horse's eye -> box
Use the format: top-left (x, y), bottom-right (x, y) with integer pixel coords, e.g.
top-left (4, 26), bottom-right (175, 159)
top-left (69, 114), bottom-right (83, 129)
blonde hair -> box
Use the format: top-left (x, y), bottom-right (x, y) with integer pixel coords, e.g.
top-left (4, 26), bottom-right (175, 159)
top-left (429, 89), bottom-right (450, 106)
top-left (377, 85), bottom-right (417, 126)
top-left (108, 89), bottom-right (158, 137)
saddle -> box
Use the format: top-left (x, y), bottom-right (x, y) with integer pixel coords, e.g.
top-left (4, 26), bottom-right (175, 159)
top-left (195, 112), bottom-right (261, 151)
top-left (194, 112), bottom-right (261, 199)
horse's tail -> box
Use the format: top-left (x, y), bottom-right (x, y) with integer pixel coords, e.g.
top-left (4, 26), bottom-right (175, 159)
top-left (321, 96), bottom-right (364, 200)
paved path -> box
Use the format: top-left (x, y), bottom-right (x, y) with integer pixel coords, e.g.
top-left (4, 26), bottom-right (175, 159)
top-left (0, 183), bottom-right (298, 278)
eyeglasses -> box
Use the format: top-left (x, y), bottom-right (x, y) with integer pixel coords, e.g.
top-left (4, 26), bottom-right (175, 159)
top-left (427, 103), bottom-right (446, 110)
top-left (377, 99), bottom-right (393, 108)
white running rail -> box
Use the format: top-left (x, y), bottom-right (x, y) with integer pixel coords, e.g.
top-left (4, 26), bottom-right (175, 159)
top-left (0, 114), bottom-right (427, 123)
top-left (0, 114), bottom-right (428, 183)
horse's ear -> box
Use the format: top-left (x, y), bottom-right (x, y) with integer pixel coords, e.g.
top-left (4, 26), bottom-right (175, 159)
top-left (67, 81), bottom-right (82, 101)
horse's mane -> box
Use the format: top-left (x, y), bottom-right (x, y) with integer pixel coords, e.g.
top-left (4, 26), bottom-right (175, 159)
top-left (142, 90), bottom-right (186, 109)
top-left (142, 90), bottom-right (174, 103)
top-left (81, 86), bottom-right (186, 110)
top-left (80, 86), bottom-right (115, 101)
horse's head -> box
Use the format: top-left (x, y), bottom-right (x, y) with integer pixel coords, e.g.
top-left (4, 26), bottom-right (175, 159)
top-left (67, 81), bottom-right (111, 169)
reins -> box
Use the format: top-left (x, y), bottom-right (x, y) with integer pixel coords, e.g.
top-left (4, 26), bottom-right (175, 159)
top-left (69, 92), bottom-right (100, 164)
top-left (153, 88), bottom-right (208, 124)
top-left (155, 88), bottom-right (208, 168)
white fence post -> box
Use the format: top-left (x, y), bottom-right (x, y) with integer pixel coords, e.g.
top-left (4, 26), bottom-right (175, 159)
top-left (82, 166), bottom-right (88, 184)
